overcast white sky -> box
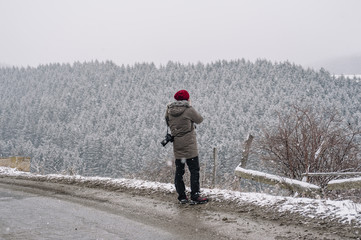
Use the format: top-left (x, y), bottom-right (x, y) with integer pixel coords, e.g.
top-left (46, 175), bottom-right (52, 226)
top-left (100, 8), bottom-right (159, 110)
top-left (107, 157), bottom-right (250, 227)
top-left (1, 0), bottom-right (361, 69)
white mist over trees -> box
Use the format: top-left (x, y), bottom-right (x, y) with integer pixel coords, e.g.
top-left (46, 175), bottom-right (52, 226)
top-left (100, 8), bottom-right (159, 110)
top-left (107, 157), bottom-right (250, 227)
top-left (0, 59), bottom-right (360, 180)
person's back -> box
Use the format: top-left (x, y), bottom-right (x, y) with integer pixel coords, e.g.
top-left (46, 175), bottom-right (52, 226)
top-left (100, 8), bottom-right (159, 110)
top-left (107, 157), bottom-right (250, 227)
top-left (166, 100), bottom-right (203, 159)
top-left (165, 90), bottom-right (208, 204)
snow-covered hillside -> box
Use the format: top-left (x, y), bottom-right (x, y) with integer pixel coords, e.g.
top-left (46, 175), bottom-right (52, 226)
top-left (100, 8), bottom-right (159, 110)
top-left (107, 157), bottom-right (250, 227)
top-left (1, 60), bottom-right (360, 182)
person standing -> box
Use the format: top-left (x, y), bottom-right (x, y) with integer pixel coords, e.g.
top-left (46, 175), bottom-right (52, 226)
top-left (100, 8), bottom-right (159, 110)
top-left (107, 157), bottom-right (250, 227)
top-left (165, 90), bottom-right (208, 204)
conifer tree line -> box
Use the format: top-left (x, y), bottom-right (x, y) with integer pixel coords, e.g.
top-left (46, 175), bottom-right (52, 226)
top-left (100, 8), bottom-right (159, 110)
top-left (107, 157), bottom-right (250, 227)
top-left (0, 59), bottom-right (360, 180)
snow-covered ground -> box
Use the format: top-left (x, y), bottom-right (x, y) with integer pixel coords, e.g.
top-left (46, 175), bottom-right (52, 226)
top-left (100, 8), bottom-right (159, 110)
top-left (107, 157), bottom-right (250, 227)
top-left (1, 167), bottom-right (360, 227)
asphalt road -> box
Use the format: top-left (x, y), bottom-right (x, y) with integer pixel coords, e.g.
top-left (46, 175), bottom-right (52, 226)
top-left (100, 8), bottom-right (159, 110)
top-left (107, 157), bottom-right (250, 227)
top-left (0, 183), bottom-right (180, 240)
top-left (0, 178), bottom-right (353, 240)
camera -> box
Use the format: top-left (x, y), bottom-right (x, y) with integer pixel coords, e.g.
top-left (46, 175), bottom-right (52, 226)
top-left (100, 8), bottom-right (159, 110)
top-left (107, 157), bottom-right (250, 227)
top-left (161, 133), bottom-right (174, 147)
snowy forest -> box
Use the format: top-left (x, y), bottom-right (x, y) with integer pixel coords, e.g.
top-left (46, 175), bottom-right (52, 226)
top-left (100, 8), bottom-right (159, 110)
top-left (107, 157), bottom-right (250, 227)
top-left (0, 59), bottom-right (360, 183)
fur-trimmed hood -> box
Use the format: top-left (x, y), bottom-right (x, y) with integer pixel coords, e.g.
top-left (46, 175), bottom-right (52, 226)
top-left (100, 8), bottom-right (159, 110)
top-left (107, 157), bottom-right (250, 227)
top-left (167, 100), bottom-right (190, 117)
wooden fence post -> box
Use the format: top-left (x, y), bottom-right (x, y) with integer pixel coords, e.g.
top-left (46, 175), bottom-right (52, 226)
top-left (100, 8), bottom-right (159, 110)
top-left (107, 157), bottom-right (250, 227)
top-left (241, 134), bottom-right (254, 168)
top-left (212, 147), bottom-right (217, 188)
top-left (202, 161), bottom-right (207, 187)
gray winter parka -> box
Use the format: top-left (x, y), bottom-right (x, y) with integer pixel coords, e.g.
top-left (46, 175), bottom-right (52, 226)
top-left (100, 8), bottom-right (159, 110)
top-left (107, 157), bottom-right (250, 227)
top-left (165, 101), bottom-right (203, 159)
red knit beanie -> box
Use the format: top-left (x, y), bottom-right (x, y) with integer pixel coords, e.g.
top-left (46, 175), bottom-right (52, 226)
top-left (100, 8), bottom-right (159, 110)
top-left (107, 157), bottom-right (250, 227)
top-left (174, 90), bottom-right (190, 101)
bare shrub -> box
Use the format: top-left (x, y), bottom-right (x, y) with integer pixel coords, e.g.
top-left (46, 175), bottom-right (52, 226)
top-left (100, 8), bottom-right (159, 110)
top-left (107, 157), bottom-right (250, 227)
top-left (257, 105), bottom-right (361, 188)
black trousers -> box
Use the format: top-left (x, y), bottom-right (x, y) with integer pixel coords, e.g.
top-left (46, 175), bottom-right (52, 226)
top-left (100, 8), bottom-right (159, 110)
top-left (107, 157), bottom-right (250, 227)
top-left (174, 156), bottom-right (200, 200)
